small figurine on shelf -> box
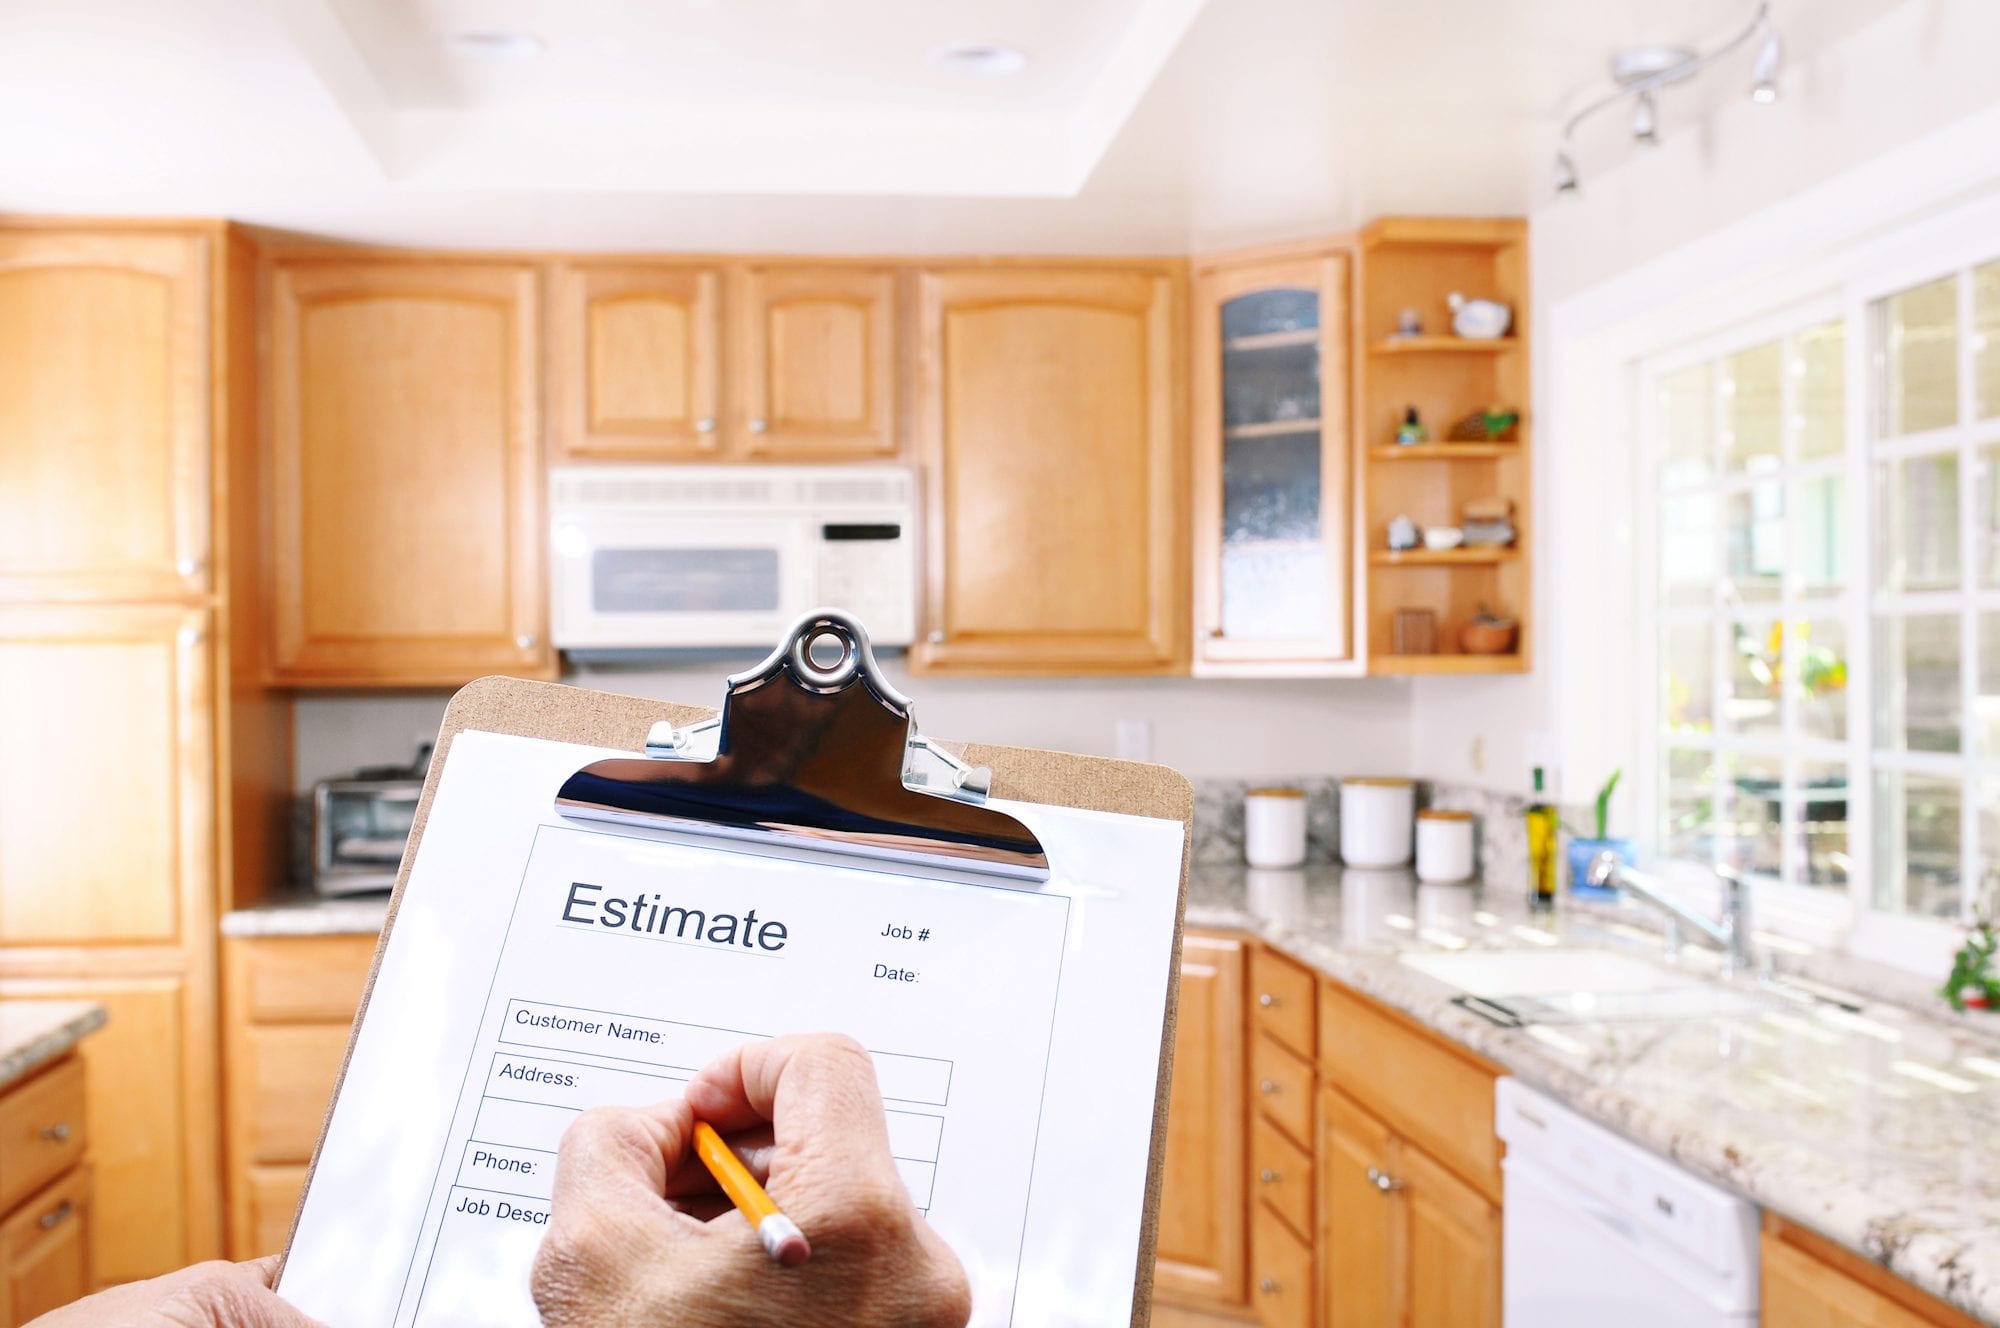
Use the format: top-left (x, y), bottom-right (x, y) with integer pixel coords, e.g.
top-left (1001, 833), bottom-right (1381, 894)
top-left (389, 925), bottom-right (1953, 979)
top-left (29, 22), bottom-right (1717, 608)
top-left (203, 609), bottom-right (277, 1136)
top-left (1447, 406), bottom-right (1521, 442)
top-left (1393, 307), bottom-right (1424, 339)
top-left (1394, 406), bottom-right (1430, 446)
top-left (1387, 514), bottom-right (1421, 551)
top-left (1447, 292), bottom-right (1513, 340)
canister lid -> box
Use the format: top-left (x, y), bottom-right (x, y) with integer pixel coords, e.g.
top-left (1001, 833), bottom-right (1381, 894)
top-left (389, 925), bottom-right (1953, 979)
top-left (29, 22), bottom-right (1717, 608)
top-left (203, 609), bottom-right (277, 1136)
top-left (1417, 809), bottom-right (1475, 821)
top-left (1247, 787), bottom-right (1306, 798)
top-left (1342, 777), bottom-right (1414, 788)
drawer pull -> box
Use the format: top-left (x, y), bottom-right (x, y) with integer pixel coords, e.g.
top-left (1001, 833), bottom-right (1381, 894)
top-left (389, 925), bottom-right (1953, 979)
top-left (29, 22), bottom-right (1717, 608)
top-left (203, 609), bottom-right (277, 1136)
top-left (1259, 1277), bottom-right (1281, 1295)
top-left (1367, 1166), bottom-right (1404, 1194)
top-left (39, 1122), bottom-right (71, 1143)
top-left (38, 1200), bottom-right (74, 1230)
top-left (1258, 992), bottom-right (1278, 1008)
top-left (1259, 1168), bottom-right (1281, 1184)
top-left (1259, 1078), bottom-right (1280, 1095)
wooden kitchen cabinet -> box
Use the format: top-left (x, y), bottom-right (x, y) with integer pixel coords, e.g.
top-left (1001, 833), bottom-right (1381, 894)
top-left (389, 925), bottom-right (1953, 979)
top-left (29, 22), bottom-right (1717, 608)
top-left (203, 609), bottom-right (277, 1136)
top-left (551, 262), bottom-right (722, 459)
top-left (737, 265), bottom-right (897, 459)
top-left (1761, 1217), bottom-right (1984, 1328)
top-left (0, 1165), bottom-right (91, 1326)
top-left (910, 264), bottom-right (1188, 675)
top-left (0, 230), bottom-right (211, 603)
top-left (1155, 933), bottom-right (1248, 1308)
top-left (221, 934), bottom-right (375, 1257)
top-left (1191, 250), bottom-right (1353, 674)
top-left (1318, 1087), bottom-right (1395, 1328)
top-left (265, 256), bottom-right (551, 686)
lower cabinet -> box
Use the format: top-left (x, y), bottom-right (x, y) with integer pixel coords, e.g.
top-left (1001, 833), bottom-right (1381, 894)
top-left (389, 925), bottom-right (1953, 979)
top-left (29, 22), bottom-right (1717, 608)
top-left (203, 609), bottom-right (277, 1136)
top-left (1762, 1217), bottom-right (1984, 1328)
top-left (222, 934), bottom-right (376, 1257)
top-left (0, 1051), bottom-right (93, 1327)
top-left (1155, 933), bottom-right (1249, 1307)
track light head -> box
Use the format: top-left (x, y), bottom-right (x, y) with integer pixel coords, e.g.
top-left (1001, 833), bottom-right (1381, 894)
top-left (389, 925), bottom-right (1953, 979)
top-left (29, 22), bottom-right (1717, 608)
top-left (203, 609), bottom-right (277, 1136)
top-left (1632, 90), bottom-right (1659, 144)
top-left (1750, 15), bottom-right (1782, 102)
top-left (1554, 151), bottom-right (1580, 197)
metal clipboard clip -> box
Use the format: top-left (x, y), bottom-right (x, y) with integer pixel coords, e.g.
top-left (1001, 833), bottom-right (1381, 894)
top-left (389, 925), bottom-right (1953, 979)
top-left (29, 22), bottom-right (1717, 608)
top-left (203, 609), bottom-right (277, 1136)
top-left (554, 609), bottom-right (1051, 882)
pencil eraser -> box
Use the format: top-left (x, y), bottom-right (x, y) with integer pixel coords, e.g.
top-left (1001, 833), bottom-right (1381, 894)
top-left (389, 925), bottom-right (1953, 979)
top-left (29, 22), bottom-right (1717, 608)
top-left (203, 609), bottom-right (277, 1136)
top-left (759, 1214), bottom-right (812, 1267)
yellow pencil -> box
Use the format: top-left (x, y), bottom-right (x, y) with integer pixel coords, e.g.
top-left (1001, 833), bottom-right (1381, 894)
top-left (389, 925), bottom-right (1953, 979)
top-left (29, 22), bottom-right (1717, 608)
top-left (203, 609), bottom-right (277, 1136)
top-left (691, 1119), bottom-right (812, 1266)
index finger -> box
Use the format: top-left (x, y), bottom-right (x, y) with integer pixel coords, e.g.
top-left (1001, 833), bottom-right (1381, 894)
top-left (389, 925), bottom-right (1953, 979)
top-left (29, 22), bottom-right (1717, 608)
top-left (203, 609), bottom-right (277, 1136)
top-left (683, 1034), bottom-right (902, 1189)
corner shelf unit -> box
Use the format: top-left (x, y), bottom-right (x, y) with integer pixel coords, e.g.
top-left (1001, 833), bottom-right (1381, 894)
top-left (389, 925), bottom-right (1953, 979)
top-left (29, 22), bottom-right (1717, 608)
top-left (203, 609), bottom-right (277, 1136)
top-left (1355, 218), bottom-right (1531, 675)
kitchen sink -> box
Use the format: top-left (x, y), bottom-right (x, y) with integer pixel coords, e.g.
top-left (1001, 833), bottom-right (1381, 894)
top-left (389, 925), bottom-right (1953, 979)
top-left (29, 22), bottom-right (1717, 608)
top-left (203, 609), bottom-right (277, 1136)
top-left (1400, 946), bottom-right (1777, 1025)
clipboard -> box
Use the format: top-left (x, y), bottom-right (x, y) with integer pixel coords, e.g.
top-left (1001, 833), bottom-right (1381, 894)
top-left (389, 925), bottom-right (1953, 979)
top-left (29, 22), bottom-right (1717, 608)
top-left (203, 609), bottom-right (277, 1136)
top-left (290, 609), bottom-right (1195, 1328)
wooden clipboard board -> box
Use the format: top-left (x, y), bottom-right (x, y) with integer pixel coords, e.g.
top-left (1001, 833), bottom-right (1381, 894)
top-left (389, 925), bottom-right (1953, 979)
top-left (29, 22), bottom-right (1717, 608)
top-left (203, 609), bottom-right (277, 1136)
top-left (303, 629), bottom-right (1195, 1328)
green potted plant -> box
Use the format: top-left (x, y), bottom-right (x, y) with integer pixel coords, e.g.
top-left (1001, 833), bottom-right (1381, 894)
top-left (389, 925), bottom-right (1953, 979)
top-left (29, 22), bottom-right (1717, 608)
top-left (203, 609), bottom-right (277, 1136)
top-left (1940, 918), bottom-right (1999, 1012)
top-left (1567, 769), bottom-right (1634, 898)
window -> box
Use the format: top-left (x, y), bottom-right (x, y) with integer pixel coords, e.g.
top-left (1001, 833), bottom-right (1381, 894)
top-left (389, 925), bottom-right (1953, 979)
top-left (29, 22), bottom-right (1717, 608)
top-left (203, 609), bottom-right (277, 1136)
top-left (1646, 251), bottom-right (2000, 943)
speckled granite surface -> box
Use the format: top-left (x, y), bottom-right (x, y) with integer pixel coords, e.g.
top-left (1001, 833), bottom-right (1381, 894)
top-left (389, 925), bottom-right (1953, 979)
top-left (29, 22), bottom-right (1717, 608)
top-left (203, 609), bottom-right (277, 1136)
top-left (1188, 863), bottom-right (2000, 1325)
top-left (0, 1000), bottom-right (106, 1090)
top-left (221, 889), bottom-right (391, 937)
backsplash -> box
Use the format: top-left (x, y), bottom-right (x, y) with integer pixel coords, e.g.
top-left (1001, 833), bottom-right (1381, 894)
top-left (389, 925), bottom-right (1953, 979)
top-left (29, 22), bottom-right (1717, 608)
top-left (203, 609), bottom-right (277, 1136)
top-left (1192, 778), bottom-right (1585, 892)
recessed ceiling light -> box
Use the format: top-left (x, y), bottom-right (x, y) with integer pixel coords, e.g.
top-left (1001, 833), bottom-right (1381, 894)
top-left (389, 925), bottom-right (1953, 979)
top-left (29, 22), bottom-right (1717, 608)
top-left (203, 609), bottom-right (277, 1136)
top-left (448, 30), bottom-right (548, 61)
top-left (929, 43), bottom-right (1029, 77)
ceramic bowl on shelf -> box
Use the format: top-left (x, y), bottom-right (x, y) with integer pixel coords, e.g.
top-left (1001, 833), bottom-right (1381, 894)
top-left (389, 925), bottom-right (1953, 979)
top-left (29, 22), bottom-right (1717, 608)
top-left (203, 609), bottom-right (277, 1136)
top-left (1447, 292), bottom-right (1513, 340)
top-left (1461, 617), bottom-right (1519, 655)
top-left (1423, 526), bottom-right (1464, 551)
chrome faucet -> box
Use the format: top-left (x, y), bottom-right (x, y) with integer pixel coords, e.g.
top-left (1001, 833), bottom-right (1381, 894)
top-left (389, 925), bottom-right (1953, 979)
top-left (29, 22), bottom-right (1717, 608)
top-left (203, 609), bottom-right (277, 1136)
top-left (1585, 850), bottom-right (1757, 977)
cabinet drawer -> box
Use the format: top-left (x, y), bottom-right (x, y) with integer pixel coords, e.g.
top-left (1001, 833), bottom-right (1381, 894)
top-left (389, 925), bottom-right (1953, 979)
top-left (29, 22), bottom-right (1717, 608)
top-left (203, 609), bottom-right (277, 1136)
top-left (1319, 981), bottom-right (1501, 1201)
top-left (1252, 1032), bottom-right (1314, 1147)
top-left (243, 1165), bottom-right (309, 1257)
top-left (242, 1024), bottom-right (351, 1164)
top-left (1250, 947), bottom-right (1315, 1057)
top-left (1250, 1201), bottom-right (1314, 1328)
top-left (0, 1165), bottom-right (91, 1327)
top-left (0, 1057), bottom-right (86, 1216)
top-left (234, 935), bottom-right (375, 1023)
top-left (1252, 1110), bottom-right (1313, 1239)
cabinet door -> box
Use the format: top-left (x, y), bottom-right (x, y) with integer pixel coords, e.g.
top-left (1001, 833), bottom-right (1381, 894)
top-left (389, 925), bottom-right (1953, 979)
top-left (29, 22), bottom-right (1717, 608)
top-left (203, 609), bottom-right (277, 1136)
top-left (913, 266), bottom-right (1188, 674)
top-left (1318, 1088), bottom-right (1396, 1328)
top-left (0, 605), bottom-right (210, 947)
top-left (0, 231), bottom-right (210, 602)
top-left (1193, 256), bottom-right (1351, 671)
top-left (1154, 934), bottom-right (1246, 1306)
top-left (1401, 1141), bottom-right (1500, 1328)
top-left (552, 263), bottom-right (721, 459)
top-left (0, 1166), bottom-right (91, 1327)
top-left (268, 259), bottom-right (550, 685)
top-left (1761, 1229), bottom-right (1970, 1328)
top-left (739, 266), bottom-right (897, 459)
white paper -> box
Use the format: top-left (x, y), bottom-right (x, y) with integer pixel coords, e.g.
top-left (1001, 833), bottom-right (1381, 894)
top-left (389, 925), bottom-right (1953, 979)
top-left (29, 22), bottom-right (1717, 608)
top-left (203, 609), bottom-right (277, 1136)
top-left (279, 730), bottom-right (1185, 1327)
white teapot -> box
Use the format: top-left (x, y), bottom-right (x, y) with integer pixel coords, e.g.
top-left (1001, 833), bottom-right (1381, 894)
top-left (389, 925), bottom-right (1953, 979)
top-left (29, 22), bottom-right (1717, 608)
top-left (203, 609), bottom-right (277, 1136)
top-left (1447, 292), bottom-right (1512, 340)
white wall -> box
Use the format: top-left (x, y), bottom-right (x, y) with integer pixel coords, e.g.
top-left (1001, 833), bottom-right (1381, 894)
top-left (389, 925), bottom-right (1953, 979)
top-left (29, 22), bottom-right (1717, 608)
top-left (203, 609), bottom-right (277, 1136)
top-left (294, 662), bottom-right (1416, 791)
top-left (1408, 0), bottom-right (2000, 810)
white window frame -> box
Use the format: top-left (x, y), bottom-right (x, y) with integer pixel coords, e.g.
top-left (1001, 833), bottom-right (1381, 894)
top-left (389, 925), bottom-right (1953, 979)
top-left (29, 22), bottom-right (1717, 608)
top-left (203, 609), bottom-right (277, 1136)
top-left (1630, 192), bottom-right (2000, 970)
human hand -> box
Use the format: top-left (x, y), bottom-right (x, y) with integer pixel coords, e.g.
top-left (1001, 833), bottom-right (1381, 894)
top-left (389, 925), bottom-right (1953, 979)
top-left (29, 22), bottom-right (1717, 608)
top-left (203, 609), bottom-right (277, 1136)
top-left (533, 1032), bottom-right (971, 1328)
top-left (28, 1255), bottom-right (323, 1328)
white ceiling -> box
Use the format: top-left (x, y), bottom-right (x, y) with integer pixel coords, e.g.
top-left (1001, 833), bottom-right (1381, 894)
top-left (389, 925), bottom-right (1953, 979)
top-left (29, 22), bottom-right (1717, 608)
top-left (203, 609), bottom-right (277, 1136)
top-left (0, 0), bottom-right (1909, 252)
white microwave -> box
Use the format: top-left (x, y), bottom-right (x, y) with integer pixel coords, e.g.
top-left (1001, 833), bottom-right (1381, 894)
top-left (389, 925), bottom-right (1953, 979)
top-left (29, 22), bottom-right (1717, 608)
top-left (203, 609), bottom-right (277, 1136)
top-left (550, 465), bottom-right (918, 651)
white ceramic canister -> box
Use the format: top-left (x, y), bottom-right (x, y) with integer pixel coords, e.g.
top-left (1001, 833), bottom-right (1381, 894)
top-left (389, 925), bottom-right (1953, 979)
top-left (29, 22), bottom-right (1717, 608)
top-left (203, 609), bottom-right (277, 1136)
top-left (1339, 777), bottom-right (1415, 867)
top-left (1243, 787), bottom-right (1309, 868)
top-left (1415, 808), bottom-right (1477, 882)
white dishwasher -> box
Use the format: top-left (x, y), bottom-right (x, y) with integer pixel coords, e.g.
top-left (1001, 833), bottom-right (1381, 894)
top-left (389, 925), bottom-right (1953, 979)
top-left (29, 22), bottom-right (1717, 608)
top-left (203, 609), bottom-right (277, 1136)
top-left (1496, 1078), bottom-right (1759, 1326)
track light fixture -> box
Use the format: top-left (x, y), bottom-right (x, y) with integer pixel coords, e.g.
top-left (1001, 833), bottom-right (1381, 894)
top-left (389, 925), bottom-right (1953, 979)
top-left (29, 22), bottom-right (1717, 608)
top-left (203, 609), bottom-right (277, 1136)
top-left (1553, 1), bottom-right (1782, 197)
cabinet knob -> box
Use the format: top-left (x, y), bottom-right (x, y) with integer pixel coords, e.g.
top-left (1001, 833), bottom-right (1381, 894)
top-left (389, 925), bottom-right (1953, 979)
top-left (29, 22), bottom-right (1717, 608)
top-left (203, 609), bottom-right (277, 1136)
top-left (1367, 1166), bottom-right (1404, 1193)
top-left (1210, 626), bottom-right (1226, 639)
top-left (1259, 1168), bottom-right (1280, 1184)
top-left (749, 417), bottom-right (768, 434)
top-left (40, 1121), bottom-right (70, 1143)
top-left (695, 417), bottom-right (717, 434)
top-left (1258, 993), bottom-right (1278, 1008)
top-left (1259, 1277), bottom-right (1281, 1295)
top-left (516, 633), bottom-right (539, 651)
top-left (1259, 1078), bottom-right (1280, 1096)
top-left (38, 1200), bottom-right (74, 1231)
top-left (927, 630), bottom-right (946, 646)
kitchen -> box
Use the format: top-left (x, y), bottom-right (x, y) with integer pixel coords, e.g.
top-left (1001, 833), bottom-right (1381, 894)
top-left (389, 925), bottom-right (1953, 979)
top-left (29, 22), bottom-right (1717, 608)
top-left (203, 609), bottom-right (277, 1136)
top-left (3, 0), bottom-right (1999, 1324)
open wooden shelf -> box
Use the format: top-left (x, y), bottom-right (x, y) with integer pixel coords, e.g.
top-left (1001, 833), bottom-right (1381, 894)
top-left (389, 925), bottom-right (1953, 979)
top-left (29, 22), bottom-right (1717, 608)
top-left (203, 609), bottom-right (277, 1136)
top-left (1370, 547), bottom-right (1518, 567)
top-left (1372, 653), bottom-right (1529, 675)
top-left (1225, 418), bottom-right (1321, 439)
top-left (1369, 335), bottom-right (1517, 356)
top-left (1367, 443), bottom-right (1520, 461)
top-left (1225, 329), bottom-right (1318, 352)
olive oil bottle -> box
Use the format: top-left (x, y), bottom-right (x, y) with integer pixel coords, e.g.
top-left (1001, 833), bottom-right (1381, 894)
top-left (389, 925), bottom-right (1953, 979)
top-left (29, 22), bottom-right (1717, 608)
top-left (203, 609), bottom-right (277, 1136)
top-left (1526, 765), bottom-right (1559, 907)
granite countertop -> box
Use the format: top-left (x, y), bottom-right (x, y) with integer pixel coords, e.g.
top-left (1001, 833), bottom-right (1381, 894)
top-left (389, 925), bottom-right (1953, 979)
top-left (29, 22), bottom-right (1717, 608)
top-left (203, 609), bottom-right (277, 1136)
top-left (0, 999), bottom-right (107, 1090)
top-left (1187, 863), bottom-right (2000, 1325)
top-left (222, 888), bottom-right (392, 937)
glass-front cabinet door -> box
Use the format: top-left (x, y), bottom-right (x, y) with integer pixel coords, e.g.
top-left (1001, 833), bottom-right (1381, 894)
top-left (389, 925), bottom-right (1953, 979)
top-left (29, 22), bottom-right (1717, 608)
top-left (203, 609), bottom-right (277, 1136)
top-left (1193, 254), bottom-right (1352, 671)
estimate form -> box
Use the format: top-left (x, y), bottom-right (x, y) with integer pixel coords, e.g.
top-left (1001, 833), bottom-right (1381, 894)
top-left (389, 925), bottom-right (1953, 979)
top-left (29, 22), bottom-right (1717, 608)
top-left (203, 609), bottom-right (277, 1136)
top-left (278, 730), bottom-right (1186, 1328)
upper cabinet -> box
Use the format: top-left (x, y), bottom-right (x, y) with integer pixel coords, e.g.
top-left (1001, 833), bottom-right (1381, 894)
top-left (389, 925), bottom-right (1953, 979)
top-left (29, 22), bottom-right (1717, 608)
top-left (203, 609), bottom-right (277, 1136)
top-left (737, 265), bottom-right (897, 459)
top-left (910, 265), bottom-right (1188, 675)
top-left (1192, 251), bottom-right (1353, 673)
top-left (265, 257), bottom-right (552, 687)
top-left (0, 232), bottom-right (211, 602)
top-left (551, 262), bottom-right (721, 460)
top-left (549, 262), bottom-right (898, 462)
